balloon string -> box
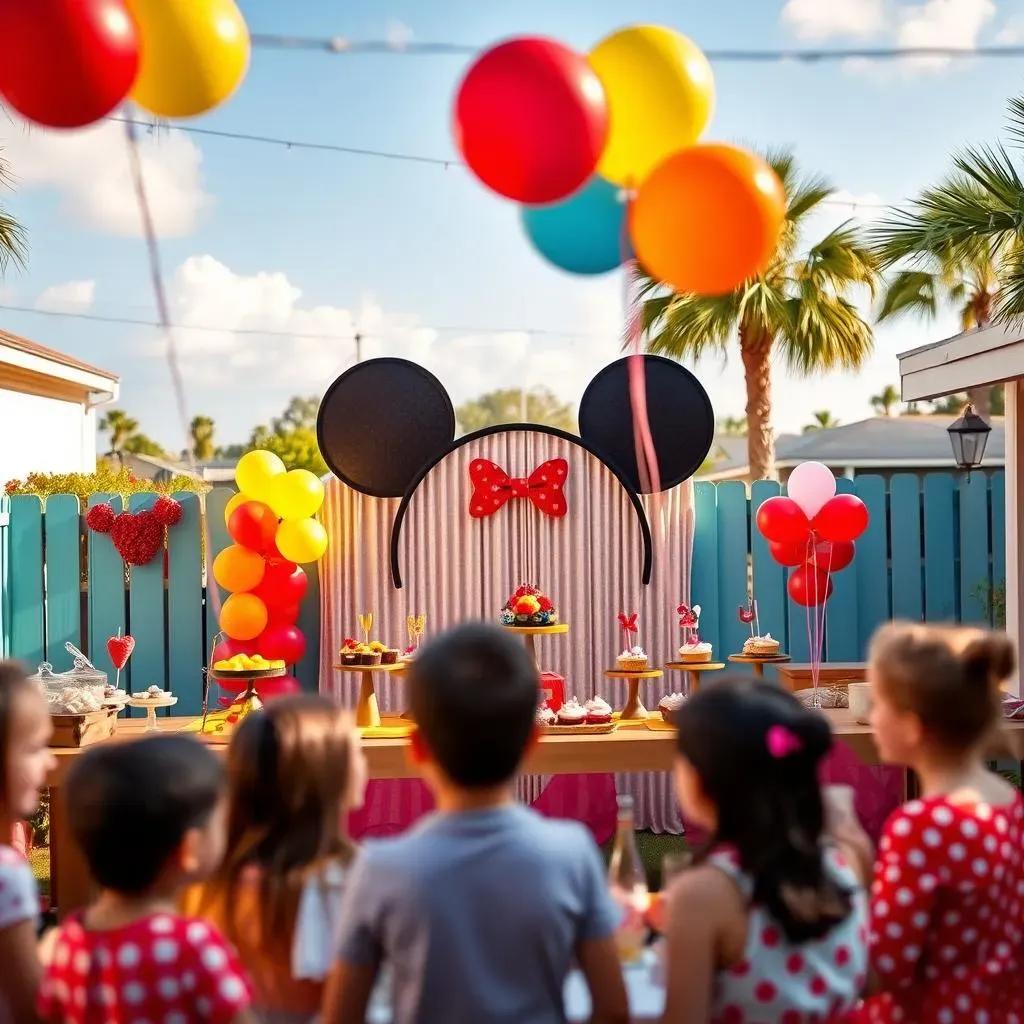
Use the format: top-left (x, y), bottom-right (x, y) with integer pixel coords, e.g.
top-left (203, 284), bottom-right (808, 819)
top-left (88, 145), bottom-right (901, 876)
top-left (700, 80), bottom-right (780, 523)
top-left (123, 116), bottom-right (222, 624)
top-left (622, 250), bottom-right (659, 494)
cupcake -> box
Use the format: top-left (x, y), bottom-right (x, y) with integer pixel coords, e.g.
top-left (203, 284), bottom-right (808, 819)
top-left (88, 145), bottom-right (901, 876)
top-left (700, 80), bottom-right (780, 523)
top-left (381, 648), bottom-right (399, 665)
top-left (358, 644), bottom-right (382, 667)
top-left (677, 640), bottom-right (713, 664)
top-left (658, 692), bottom-right (687, 722)
top-left (616, 646), bottom-right (649, 672)
top-left (556, 697), bottom-right (587, 727)
top-left (339, 638), bottom-right (360, 667)
top-left (585, 695), bottom-right (613, 725)
top-left (535, 703), bottom-right (557, 727)
top-left (742, 634), bottom-right (781, 658)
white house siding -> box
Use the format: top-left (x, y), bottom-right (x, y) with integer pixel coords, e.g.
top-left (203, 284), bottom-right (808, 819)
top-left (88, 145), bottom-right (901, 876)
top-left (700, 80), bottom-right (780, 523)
top-left (0, 391), bottom-right (97, 484)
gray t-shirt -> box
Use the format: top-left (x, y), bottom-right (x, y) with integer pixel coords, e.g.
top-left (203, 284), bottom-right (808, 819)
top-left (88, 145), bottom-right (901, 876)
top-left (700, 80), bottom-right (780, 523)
top-left (335, 804), bottom-right (620, 1024)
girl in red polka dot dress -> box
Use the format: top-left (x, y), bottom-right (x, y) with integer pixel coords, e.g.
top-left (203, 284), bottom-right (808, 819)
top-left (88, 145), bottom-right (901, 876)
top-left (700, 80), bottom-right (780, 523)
top-left (857, 623), bottom-right (1024, 1023)
top-left (36, 735), bottom-right (255, 1024)
top-left (660, 677), bottom-right (868, 1024)
top-left (0, 660), bottom-right (55, 1023)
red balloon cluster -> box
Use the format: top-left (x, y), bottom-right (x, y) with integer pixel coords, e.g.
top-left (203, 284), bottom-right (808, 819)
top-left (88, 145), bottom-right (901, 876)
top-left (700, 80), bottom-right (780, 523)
top-left (756, 493), bottom-right (869, 608)
top-left (453, 37), bottom-right (609, 204)
top-left (0, 0), bottom-right (141, 128)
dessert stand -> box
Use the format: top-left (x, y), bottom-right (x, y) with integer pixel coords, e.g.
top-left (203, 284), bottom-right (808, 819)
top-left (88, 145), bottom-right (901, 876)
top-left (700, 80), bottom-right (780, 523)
top-left (603, 668), bottom-right (662, 723)
top-left (664, 660), bottom-right (725, 695)
top-left (332, 662), bottom-right (408, 729)
top-left (727, 653), bottom-right (791, 679)
top-left (127, 694), bottom-right (178, 731)
top-left (502, 623), bottom-right (569, 670)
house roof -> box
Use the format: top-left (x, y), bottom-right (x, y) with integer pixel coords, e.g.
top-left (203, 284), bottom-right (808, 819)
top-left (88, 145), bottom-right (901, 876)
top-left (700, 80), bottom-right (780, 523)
top-left (0, 329), bottom-right (119, 382)
top-left (700, 416), bottom-right (1005, 479)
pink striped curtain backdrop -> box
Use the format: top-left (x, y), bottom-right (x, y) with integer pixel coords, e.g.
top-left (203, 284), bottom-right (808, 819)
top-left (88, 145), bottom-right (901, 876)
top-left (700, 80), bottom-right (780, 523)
top-left (319, 430), bottom-right (695, 832)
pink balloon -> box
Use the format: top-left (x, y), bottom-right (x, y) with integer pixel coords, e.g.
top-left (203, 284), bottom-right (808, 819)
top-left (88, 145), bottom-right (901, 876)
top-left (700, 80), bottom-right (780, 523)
top-left (786, 461), bottom-right (836, 519)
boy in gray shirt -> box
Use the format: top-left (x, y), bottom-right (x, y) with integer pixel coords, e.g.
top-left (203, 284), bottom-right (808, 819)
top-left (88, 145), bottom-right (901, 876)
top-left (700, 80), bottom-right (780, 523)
top-left (322, 622), bottom-right (629, 1024)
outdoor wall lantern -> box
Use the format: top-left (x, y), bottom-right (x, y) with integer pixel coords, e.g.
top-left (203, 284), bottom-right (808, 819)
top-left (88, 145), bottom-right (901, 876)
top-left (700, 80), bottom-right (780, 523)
top-left (947, 404), bottom-right (992, 476)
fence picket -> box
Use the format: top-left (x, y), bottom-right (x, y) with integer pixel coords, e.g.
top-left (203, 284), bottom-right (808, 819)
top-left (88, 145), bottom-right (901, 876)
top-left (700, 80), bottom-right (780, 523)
top-left (8, 496), bottom-right (44, 670)
top-left (959, 474), bottom-right (992, 624)
top-left (87, 495), bottom-right (126, 675)
top-left (922, 474), bottom-right (958, 621)
top-left (126, 494), bottom-right (166, 695)
top-left (43, 495), bottom-right (82, 662)
top-left (715, 482), bottom-right (750, 662)
top-left (751, 481), bottom-right (787, 677)
top-left (824, 479), bottom-right (860, 662)
top-left (167, 493), bottom-right (204, 714)
top-left (692, 483), bottom-right (720, 656)
top-left (854, 476), bottom-right (890, 653)
top-left (889, 475), bottom-right (923, 622)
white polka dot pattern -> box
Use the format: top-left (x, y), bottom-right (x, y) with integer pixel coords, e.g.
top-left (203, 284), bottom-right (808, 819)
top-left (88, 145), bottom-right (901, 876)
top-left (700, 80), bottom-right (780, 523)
top-left (0, 843), bottom-right (39, 931)
top-left (861, 793), bottom-right (1024, 1022)
top-left (36, 912), bottom-right (252, 1024)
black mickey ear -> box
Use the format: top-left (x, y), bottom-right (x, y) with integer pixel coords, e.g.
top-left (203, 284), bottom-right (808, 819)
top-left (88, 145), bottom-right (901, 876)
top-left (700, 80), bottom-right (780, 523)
top-left (578, 354), bottom-right (715, 494)
top-left (317, 358), bottom-right (456, 499)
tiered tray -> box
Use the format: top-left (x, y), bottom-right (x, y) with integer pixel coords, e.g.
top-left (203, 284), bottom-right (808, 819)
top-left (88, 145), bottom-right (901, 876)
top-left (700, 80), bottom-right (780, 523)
top-left (663, 660), bottom-right (726, 695)
top-left (728, 653), bottom-right (791, 678)
top-left (603, 668), bottom-right (663, 724)
top-left (332, 662), bottom-right (406, 729)
top-left (502, 623), bottom-right (568, 670)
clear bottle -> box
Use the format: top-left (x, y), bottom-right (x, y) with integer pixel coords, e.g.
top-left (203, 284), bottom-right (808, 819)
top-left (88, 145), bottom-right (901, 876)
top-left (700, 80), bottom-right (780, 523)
top-left (607, 794), bottom-right (649, 963)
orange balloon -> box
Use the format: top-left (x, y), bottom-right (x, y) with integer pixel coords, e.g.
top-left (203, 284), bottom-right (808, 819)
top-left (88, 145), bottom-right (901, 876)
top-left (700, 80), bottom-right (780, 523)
top-left (630, 143), bottom-right (786, 296)
top-left (212, 544), bottom-right (265, 593)
top-left (219, 592), bottom-right (268, 642)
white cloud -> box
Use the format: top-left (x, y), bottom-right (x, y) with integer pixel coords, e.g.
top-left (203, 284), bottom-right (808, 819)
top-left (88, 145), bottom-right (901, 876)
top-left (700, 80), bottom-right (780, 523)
top-left (0, 114), bottom-right (211, 237)
top-left (896, 0), bottom-right (997, 69)
top-left (781, 0), bottom-right (887, 39)
top-left (385, 19), bottom-right (413, 49)
top-left (35, 280), bottom-right (96, 313)
top-left (996, 14), bottom-right (1024, 41)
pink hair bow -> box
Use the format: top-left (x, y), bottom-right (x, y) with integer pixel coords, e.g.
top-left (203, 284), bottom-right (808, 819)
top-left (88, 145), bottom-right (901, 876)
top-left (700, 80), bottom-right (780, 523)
top-left (766, 725), bottom-right (802, 759)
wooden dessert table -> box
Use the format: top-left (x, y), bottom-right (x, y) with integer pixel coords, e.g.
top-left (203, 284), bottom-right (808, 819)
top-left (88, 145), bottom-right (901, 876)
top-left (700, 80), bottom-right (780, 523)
top-left (43, 712), bottom-right (1024, 919)
top-left (728, 653), bottom-right (792, 678)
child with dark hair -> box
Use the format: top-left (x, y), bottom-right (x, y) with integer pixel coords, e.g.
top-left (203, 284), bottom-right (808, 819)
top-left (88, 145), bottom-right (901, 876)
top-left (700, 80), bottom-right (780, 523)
top-left (858, 622), bottom-right (1024, 1022)
top-left (37, 735), bottom-right (254, 1024)
top-left (660, 676), bottom-right (867, 1023)
top-left (322, 622), bottom-right (629, 1024)
top-left (0, 660), bottom-right (54, 1023)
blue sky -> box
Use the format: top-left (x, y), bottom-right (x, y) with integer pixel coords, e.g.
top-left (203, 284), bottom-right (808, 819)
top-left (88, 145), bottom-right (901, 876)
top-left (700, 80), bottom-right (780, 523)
top-left (2, 0), bottom-right (1024, 451)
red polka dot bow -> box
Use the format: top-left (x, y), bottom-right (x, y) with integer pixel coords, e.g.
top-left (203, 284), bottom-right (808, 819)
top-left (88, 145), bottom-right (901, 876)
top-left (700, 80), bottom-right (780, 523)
top-left (469, 458), bottom-right (569, 519)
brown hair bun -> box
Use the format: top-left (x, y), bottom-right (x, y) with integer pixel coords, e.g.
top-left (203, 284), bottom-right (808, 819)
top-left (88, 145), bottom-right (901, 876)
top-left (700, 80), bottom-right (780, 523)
top-left (961, 632), bottom-right (1016, 692)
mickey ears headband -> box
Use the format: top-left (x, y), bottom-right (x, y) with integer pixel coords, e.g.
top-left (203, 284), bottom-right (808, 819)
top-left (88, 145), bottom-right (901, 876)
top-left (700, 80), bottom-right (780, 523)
top-left (316, 354), bottom-right (716, 585)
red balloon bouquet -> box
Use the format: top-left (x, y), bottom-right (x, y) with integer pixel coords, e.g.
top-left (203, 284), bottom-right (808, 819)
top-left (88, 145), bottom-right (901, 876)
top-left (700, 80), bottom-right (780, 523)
top-left (788, 564), bottom-right (833, 607)
top-left (756, 497), bottom-right (811, 546)
top-left (453, 36), bottom-right (609, 204)
top-left (805, 539), bottom-right (855, 573)
top-left (0, 0), bottom-right (141, 128)
top-left (768, 539), bottom-right (808, 567)
top-left (257, 624), bottom-right (306, 665)
top-left (256, 675), bottom-right (301, 701)
top-left (228, 500), bottom-right (279, 554)
top-left (252, 561), bottom-right (308, 608)
top-left (266, 602), bottom-right (301, 628)
top-left (811, 494), bottom-right (869, 544)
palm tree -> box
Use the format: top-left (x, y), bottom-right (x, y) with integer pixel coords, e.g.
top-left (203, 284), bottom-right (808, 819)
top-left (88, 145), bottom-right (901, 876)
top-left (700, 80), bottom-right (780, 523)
top-left (717, 415), bottom-right (747, 436)
top-left (0, 150), bottom-right (27, 274)
top-left (639, 151), bottom-right (878, 480)
top-left (869, 94), bottom-right (1024, 417)
top-left (190, 415), bottom-right (216, 462)
top-left (98, 410), bottom-right (139, 458)
top-left (870, 384), bottom-right (901, 416)
top-left (803, 410), bottom-right (840, 433)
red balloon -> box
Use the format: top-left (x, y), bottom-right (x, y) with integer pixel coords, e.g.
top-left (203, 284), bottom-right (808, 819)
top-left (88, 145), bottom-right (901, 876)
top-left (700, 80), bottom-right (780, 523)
top-left (768, 539), bottom-right (808, 567)
top-left (806, 539), bottom-right (855, 573)
top-left (453, 37), bottom-right (609, 203)
top-left (788, 564), bottom-right (833, 607)
top-left (252, 561), bottom-right (308, 609)
top-left (228, 501), bottom-right (279, 553)
top-left (0, 0), bottom-right (140, 128)
top-left (266, 603), bottom-right (301, 628)
top-left (256, 675), bottom-right (301, 702)
top-left (811, 494), bottom-right (869, 543)
top-left (257, 625), bottom-right (306, 665)
top-left (756, 497), bottom-right (811, 545)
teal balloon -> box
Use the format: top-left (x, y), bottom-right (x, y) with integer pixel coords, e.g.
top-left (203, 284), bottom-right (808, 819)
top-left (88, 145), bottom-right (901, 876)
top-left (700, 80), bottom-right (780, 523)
top-left (521, 176), bottom-right (630, 275)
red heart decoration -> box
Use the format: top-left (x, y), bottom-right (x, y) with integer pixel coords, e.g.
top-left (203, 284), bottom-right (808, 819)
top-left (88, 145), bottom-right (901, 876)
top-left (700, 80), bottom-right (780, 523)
top-left (110, 510), bottom-right (164, 566)
top-left (106, 634), bottom-right (135, 670)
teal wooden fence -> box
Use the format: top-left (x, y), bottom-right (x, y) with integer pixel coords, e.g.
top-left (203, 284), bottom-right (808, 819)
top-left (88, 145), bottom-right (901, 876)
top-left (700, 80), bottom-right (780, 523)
top-left (0, 473), bottom-right (1006, 712)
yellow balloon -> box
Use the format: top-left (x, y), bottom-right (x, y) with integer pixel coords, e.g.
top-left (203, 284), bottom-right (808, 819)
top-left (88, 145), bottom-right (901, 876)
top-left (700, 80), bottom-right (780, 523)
top-left (267, 470), bottom-right (325, 521)
top-left (588, 25), bottom-right (714, 186)
top-left (125, 0), bottom-right (250, 118)
top-left (276, 518), bottom-right (328, 564)
top-left (223, 492), bottom-right (250, 528)
top-left (235, 450), bottom-right (285, 503)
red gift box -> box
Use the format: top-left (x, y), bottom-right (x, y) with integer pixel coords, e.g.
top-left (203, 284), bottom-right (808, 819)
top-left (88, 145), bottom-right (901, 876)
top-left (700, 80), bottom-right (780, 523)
top-left (540, 671), bottom-right (565, 711)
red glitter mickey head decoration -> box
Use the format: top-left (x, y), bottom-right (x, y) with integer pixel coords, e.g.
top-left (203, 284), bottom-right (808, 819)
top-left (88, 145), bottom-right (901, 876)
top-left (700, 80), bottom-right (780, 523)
top-left (86, 495), bottom-right (184, 566)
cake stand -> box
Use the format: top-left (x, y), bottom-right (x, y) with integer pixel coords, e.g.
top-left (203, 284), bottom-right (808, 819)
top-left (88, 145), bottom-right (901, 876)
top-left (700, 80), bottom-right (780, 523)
top-left (727, 653), bottom-right (791, 679)
top-left (332, 663), bottom-right (405, 728)
top-left (501, 623), bottom-right (568, 670)
top-left (127, 695), bottom-right (178, 731)
top-left (664, 660), bottom-right (726, 695)
top-left (603, 668), bottom-right (663, 721)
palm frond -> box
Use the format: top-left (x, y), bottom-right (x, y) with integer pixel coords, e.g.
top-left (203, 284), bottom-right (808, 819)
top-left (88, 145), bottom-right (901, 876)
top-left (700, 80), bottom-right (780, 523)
top-left (779, 293), bottom-right (874, 376)
top-left (0, 207), bottom-right (26, 272)
top-left (877, 270), bottom-right (939, 322)
top-left (643, 290), bottom-right (740, 362)
top-left (797, 223), bottom-right (880, 299)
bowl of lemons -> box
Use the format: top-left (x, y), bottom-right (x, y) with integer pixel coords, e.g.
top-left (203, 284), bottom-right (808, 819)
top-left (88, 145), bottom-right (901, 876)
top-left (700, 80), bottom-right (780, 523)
top-left (210, 654), bottom-right (288, 680)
